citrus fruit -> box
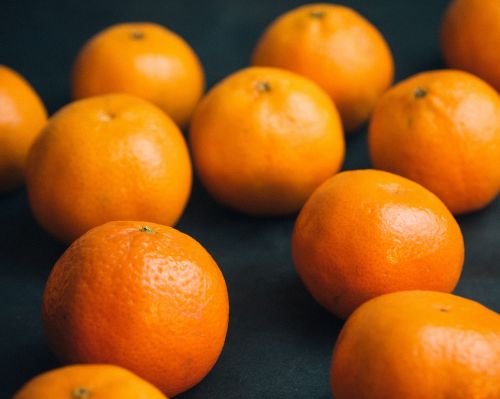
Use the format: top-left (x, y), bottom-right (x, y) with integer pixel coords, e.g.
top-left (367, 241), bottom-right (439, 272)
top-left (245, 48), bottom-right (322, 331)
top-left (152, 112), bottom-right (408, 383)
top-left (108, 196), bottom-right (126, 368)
top-left (0, 65), bottom-right (47, 191)
top-left (368, 69), bottom-right (500, 214)
top-left (72, 22), bottom-right (204, 127)
top-left (25, 93), bottom-right (191, 243)
top-left (12, 364), bottom-right (167, 399)
top-left (441, 0), bottom-right (500, 92)
top-left (42, 221), bottom-right (229, 397)
top-left (331, 290), bottom-right (500, 399)
top-left (292, 169), bottom-right (464, 318)
top-left (252, 3), bottom-right (394, 132)
top-left (189, 66), bottom-right (344, 215)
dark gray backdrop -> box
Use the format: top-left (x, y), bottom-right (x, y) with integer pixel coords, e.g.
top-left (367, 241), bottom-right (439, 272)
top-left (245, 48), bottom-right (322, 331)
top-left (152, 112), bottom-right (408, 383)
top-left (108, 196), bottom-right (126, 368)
top-left (1, 0), bottom-right (498, 397)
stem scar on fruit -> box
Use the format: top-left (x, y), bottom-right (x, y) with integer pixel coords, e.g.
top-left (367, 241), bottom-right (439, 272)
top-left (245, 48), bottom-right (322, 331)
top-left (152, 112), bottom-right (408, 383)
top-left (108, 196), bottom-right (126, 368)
top-left (310, 10), bottom-right (325, 19)
top-left (414, 87), bottom-right (427, 99)
top-left (72, 387), bottom-right (91, 399)
top-left (256, 81), bottom-right (271, 93)
top-left (130, 31), bottom-right (145, 40)
top-left (139, 226), bottom-right (156, 234)
top-left (99, 112), bottom-right (116, 122)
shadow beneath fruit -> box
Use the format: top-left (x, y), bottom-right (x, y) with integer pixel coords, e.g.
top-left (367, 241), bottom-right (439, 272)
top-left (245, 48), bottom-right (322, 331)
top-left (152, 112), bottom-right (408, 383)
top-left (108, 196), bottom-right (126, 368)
top-left (1, 339), bottom-right (59, 397)
top-left (453, 197), bottom-right (500, 311)
top-left (0, 188), bottom-right (65, 278)
top-left (0, 188), bottom-right (64, 395)
top-left (181, 249), bottom-right (343, 398)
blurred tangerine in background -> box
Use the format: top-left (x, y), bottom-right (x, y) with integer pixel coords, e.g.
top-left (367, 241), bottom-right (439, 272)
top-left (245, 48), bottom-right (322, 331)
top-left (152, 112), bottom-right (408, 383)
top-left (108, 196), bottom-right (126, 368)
top-left (441, 0), bottom-right (500, 93)
top-left (252, 3), bottom-right (394, 132)
top-left (72, 22), bottom-right (205, 128)
top-left (369, 70), bottom-right (500, 214)
top-left (0, 65), bottom-right (47, 191)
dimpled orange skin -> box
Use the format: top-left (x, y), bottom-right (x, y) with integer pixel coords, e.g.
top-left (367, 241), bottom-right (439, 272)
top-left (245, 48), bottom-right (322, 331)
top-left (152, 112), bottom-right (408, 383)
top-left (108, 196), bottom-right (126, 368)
top-left (369, 70), bottom-right (500, 215)
top-left (252, 3), bottom-right (394, 132)
top-left (189, 66), bottom-right (345, 215)
top-left (13, 364), bottom-right (167, 399)
top-left (441, 0), bottom-right (500, 92)
top-left (292, 170), bottom-right (464, 319)
top-left (42, 221), bottom-right (229, 397)
top-left (331, 291), bottom-right (500, 399)
top-left (0, 65), bottom-right (47, 190)
top-left (72, 22), bottom-right (204, 127)
top-left (25, 94), bottom-right (192, 243)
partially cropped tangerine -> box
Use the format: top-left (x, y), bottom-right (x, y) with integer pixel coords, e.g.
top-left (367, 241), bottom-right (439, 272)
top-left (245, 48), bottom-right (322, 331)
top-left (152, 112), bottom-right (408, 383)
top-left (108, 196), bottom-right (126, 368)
top-left (72, 22), bottom-right (204, 127)
top-left (331, 290), bottom-right (500, 399)
top-left (189, 66), bottom-right (345, 215)
top-left (292, 169), bottom-right (464, 318)
top-left (42, 221), bottom-right (229, 397)
top-left (0, 65), bottom-right (47, 191)
top-left (252, 3), bottom-right (394, 131)
top-left (12, 364), bottom-right (167, 399)
top-left (441, 0), bottom-right (500, 92)
top-left (26, 94), bottom-right (192, 243)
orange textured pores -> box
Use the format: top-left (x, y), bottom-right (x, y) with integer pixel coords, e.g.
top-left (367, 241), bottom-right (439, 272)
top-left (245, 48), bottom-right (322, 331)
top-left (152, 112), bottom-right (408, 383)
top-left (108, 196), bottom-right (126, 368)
top-left (13, 364), bottom-right (167, 399)
top-left (292, 170), bottom-right (464, 318)
top-left (252, 3), bottom-right (394, 132)
top-left (42, 221), bottom-right (229, 397)
top-left (0, 65), bottom-right (47, 190)
top-left (331, 291), bottom-right (500, 399)
top-left (441, 0), bottom-right (500, 92)
top-left (189, 66), bottom-right (345, 215)
top-left (369, 70), bottom-right (500, 214)
top-left (25, 94), bottom-right (192, 243)
top-left (72, 22), bottom-right (204, 127)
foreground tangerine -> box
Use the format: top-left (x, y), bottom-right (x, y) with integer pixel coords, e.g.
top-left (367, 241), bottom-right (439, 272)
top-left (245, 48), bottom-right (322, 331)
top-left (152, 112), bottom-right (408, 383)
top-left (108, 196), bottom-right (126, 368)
top-left (369, 70), bottom-right (500, 214)
top-left (331, 290), bottom-right (500, 399)
top-left (0, 65), bottom-right (47, 191)
top-left (441, 0), bottom-right (500, 92)
top-left (292, 170), bottom-right (464, 318)
top-left (252, 3), bottom-right (394, 131)
top-left (42, 221), bottom-right (229, 397)
top-left (26, 94), bottom-right (192, 243)
top-left (72, 22), bottom-right (204, 127)
top-left (13, 364), bottom-right (167, 399)
top-left (189, 66), bottom-right (344, 215)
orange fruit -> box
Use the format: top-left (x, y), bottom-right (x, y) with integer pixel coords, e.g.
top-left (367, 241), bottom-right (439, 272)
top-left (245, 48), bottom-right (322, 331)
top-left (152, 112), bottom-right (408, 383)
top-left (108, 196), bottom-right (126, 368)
top-left (42, 221), bottom-right (229, 397)
top-left (72, 22), bottom-right (204, 127)
top-left (368, 70), bottom-right (500, 214)
top-left (0, 65), bottom-right (47, 191)
top-left (292, 169), bottom-right (464, 319)
top-left (25, 93), bottom-right (191, 243)
top-left (252, 3), bottom-right (394, 132)
top-left (331, 290), bottom-right (500, 399)
top-left (189, 66), bottom-right (344, 215)
top-left (441, 0), bottom-right (500, 92)
top-left (13, 364), bottom-right (167, 399)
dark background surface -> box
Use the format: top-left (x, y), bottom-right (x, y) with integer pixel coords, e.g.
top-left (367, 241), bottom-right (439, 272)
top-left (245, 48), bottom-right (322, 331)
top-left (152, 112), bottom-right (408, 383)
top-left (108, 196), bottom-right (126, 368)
top-left (1, 0), bottom-right (499, 397)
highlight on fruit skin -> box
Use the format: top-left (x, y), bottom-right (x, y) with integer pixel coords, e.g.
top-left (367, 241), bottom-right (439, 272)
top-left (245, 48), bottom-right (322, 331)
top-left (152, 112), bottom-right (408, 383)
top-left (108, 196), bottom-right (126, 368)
top-left (41, 221), bottom-right (229, 397)
top-left (330, 290), bottom-right (500, 399)
top-left (292, 169), bottom-right (464, 318)
top-left (12, 364), bottom-right (168, 399)
top-left (189, 66), bottom-right (345, 216)
top-left (71, 22), bottom-right (205, 128)
top-left (368, 69), bottom-right (500, 214)
top-left (252, 3), bottom-right (394, 132)
top-left (0, 65), bottom-right (47, 191)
